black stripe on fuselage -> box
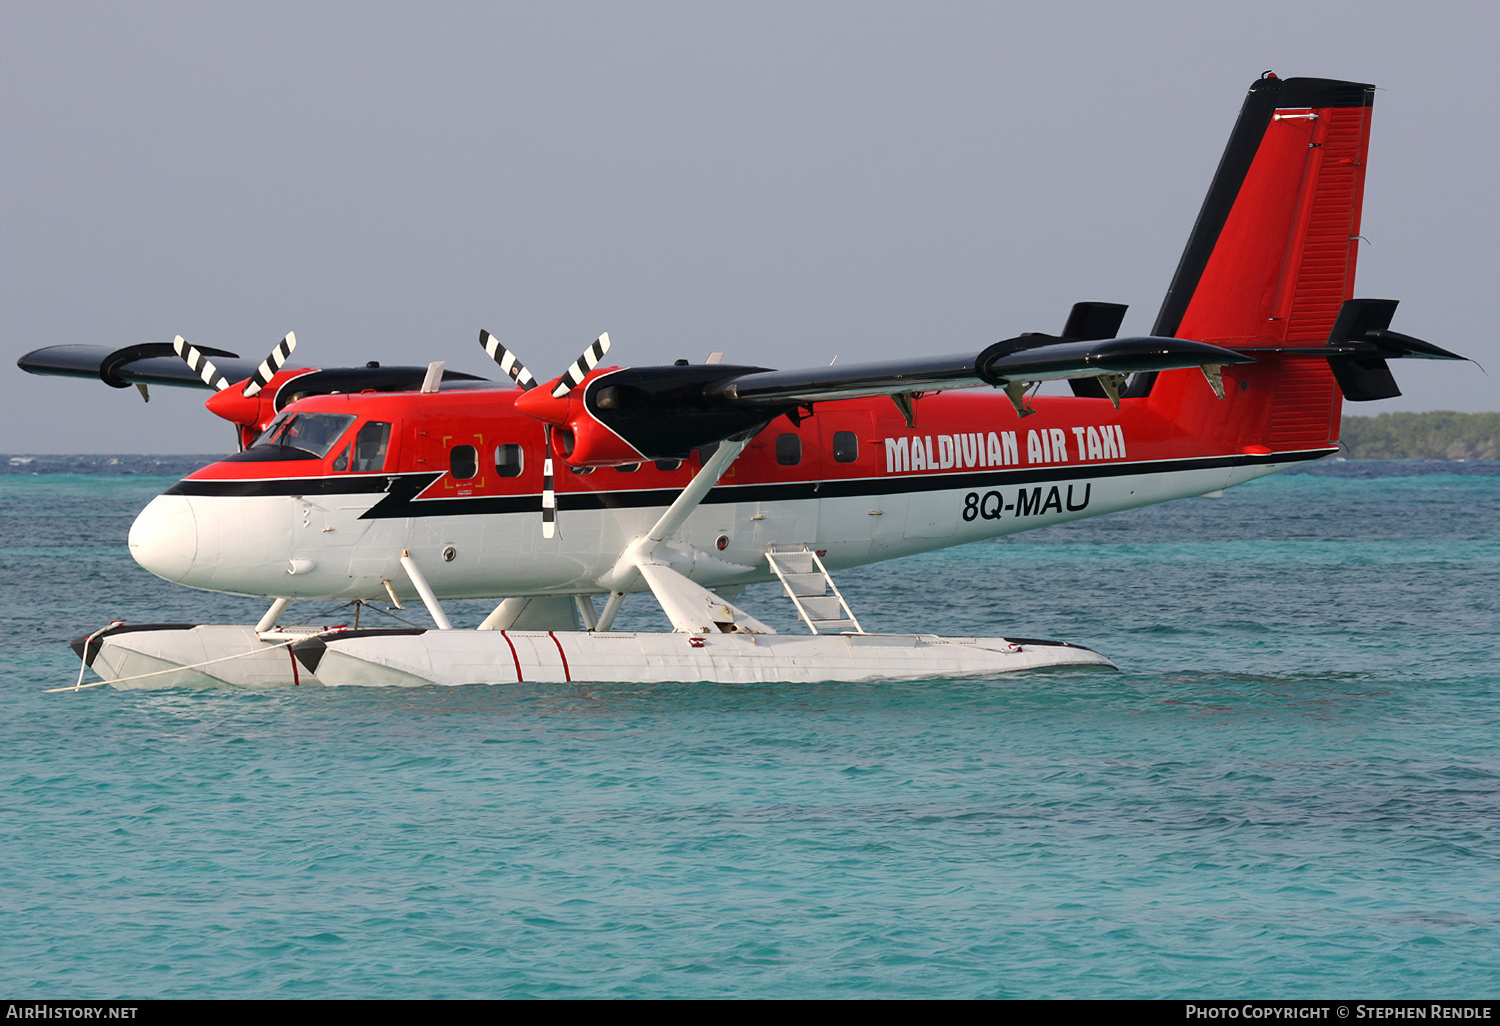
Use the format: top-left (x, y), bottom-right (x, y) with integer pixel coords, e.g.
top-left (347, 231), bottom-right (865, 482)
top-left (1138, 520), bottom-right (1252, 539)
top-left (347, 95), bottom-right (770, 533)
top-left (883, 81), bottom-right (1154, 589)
top-left (166, 473), bottom-right (432, 498)
top-left (162, 448), bottom-right (1334, 517)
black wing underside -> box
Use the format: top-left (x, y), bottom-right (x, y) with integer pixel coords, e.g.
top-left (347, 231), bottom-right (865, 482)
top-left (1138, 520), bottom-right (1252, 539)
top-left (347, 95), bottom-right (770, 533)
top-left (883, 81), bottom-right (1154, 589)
top-left (17, 344), bottom-right (490, 404)
top-left (706, 335), bottom-right (1248, 405)
top-left (18, 343), bottom-right (260, 390)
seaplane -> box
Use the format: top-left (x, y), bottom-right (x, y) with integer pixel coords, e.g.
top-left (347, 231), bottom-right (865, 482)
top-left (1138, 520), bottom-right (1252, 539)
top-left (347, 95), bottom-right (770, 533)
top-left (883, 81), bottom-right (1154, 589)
top-left (20, 73), bottom-right (1465, 689)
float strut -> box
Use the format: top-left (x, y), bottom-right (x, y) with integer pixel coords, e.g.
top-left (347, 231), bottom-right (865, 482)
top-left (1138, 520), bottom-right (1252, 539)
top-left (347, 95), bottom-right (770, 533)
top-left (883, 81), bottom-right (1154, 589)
top-left (574, 595), bottom-right (599, 630)
top-left (255, 597), bottom-right (290, 634)
top-left (399, 551), bottom-right (453, 630)
top-left (595, 591), bottom-right (627, 632)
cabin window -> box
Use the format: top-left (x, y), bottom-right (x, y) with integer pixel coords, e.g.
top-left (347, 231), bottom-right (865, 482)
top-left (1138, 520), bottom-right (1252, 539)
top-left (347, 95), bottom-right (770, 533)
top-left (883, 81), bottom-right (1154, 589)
top-left (615, 463), bottom-right (639, 473)
top-left (775, 433), bottom-right (801, 466)
top-left (352, 421), bottom-right (391, 472)
top-left (654, 458), bottom-right (682, 472)
top-left (450, 444), bottom-right (478, 481)
top-left (331, 446), bottom-right (349, 472)
top-left (832, 431), bottom-right (858, 463)
top-left (254, 412), bottom-right (357, 458)
top-left (494, 443), bottom-right (523, 478)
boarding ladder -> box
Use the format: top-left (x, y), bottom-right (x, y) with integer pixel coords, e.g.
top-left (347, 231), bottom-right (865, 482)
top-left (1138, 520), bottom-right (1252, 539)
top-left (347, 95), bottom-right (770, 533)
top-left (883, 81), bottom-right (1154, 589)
top-left (765, 546), bottom-right (864, 635)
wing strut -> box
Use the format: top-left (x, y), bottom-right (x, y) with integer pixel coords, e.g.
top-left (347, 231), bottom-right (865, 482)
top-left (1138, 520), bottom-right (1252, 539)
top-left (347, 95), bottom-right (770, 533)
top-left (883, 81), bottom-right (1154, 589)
top-left (593, 437), bottom-right (771, 635)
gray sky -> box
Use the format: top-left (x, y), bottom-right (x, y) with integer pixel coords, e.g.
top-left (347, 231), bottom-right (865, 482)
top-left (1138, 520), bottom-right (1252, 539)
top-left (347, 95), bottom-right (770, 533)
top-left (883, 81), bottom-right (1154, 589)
top-left (4, 0), bottom-right (1496, 454)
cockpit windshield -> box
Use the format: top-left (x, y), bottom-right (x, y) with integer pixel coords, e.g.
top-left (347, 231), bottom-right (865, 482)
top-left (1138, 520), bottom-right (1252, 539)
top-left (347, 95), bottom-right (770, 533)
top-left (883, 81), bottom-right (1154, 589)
top-left (253, 413), bottom-right (357, 457)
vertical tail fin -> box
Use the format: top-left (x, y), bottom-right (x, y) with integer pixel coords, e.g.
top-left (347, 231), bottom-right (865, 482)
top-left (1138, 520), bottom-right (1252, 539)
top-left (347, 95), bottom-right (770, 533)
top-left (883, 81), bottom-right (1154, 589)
top-left (1154, 75), bottom-right (1375, 345)
top-left (1143, 74), bottom-right (1376, 452)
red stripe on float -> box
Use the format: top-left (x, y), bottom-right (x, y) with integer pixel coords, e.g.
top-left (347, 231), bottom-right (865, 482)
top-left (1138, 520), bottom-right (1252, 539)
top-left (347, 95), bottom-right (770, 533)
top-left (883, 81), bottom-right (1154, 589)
top-left (548, 631), bottom-right (572, 682)
top-left (500, 631), bottom-right (523, 682)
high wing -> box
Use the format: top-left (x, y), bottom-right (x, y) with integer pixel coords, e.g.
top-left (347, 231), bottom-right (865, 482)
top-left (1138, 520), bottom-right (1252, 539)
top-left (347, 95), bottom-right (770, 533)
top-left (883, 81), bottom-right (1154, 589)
top-left (18, 342), bottom-right (490, 403)
top-left (705, 334), bottom-right (1244, 404)
top-left (712, 300), bottom-right (1246, 404)
top-left (18, 337), bottom-right (498, 452)
top-left (536, 304), bottom-right (1256, 465)
top-left (18, 343), bottom-right (261, 391)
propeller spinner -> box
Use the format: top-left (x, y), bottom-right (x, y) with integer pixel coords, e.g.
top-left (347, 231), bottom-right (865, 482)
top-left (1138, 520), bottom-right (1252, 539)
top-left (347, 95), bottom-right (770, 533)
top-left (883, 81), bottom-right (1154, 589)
top-left (171, 332), bottom-right (298, 449)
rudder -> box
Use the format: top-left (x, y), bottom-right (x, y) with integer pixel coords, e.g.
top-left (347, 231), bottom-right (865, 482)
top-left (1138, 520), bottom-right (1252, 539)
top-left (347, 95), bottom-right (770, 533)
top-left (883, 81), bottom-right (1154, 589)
top-left (1141, 74), bottom-right (1376, 453)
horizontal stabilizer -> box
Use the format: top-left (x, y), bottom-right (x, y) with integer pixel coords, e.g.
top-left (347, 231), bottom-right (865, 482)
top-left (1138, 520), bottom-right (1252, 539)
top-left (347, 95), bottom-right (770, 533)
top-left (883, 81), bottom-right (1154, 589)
top-left (1360, 329), bottom-right (1466, 362)
top-left (1230, 299), bottom-right (1468, 401)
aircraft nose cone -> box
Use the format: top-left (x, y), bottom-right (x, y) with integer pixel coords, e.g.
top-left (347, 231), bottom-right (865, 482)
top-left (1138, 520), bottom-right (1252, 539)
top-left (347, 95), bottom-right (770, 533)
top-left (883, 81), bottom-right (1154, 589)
top-left (128, 494), bottom-right (198, 582)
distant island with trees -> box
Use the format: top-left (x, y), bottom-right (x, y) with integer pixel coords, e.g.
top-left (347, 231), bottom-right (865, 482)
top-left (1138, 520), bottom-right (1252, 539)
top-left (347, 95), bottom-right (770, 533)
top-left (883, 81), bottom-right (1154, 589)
top-left (1340, 411), bottom-right (1500, 459)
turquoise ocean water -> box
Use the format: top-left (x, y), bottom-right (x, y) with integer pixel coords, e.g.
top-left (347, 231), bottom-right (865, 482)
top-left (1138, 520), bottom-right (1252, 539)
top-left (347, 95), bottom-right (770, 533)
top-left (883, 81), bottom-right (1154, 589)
top-left (2, 458), bottom-right (1497, 998)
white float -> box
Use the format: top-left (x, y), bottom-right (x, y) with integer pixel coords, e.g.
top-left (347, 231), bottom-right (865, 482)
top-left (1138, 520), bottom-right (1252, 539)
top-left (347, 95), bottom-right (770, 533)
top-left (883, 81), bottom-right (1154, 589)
top-left (69, 622), bottom-right (1113, 690)
top-left (296, 627), bottom-right (1114, 686)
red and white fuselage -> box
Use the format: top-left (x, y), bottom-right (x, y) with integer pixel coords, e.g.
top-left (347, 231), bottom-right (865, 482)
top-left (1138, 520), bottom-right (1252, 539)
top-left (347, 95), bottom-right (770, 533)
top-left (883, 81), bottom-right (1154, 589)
top-left (29, 73), bottom-right (1463, 687)
top-left (128, 360), bottom-right (1333, 605)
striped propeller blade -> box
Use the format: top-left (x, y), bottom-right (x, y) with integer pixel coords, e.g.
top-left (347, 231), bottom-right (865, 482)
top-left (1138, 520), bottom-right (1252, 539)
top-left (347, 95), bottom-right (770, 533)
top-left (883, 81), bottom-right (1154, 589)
top-left (172, 335), bottom-right (232, 391)
top-left (541, 425), bottom-right (557, 539)
top-left (478, 330), bottom-right (537, 391)
top-left (550, 333), bottom-right (611, 398)
top-left (242, 332), bottom-right (297, 398)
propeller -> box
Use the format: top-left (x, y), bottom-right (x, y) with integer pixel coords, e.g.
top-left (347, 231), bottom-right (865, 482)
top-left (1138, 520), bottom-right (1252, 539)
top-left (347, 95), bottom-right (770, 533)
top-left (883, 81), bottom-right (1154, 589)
top-left (171, 332), bottom-right (298, 450)
top-left (477, 330), bottom-right (613, 538)
top-left (479, 329), bottom-right (537, 391)
top-left (552, 333), bottom-right (611, 398)
top-left (172, 336), bottom-right (233, 392)
top-left (171, 332), bottom-right (297, 397)
top-left (243, 333), bottom-right (297, 397)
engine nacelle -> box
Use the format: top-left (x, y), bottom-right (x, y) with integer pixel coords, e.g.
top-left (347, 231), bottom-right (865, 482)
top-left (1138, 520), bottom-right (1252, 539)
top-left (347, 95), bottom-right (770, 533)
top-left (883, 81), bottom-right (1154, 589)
top-left (514, 364), bottom-right (791, 466)
top-left (555, 413), bottom-right (649, 468)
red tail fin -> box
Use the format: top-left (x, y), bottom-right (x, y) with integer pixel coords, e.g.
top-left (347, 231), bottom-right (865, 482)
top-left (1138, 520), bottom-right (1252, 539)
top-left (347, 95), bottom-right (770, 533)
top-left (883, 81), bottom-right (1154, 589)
top-left (1145, 75), bottom-right (1375, 452)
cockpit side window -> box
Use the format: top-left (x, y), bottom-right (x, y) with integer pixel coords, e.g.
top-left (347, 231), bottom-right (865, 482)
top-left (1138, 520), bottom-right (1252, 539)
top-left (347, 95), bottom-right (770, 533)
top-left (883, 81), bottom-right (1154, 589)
top-left (352, 421), bottom-right (391, 472)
